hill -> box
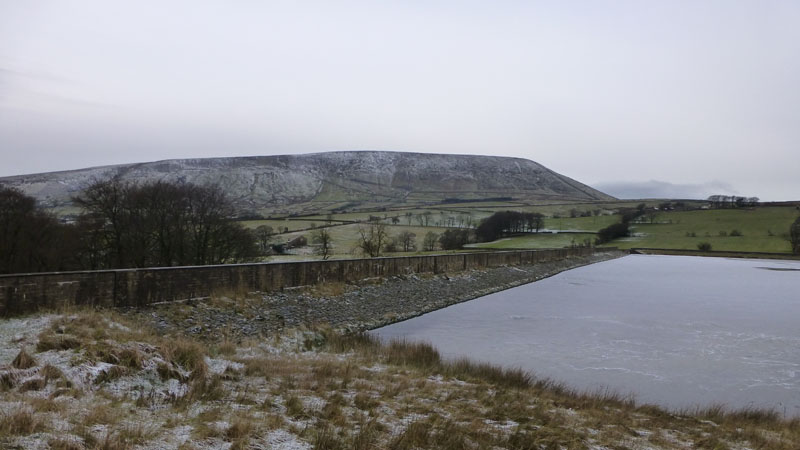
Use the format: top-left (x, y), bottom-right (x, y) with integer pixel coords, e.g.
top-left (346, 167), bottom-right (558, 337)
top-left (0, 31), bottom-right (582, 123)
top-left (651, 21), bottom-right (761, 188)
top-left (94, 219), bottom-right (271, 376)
top-left (0, 151), bottom-right (614, 216)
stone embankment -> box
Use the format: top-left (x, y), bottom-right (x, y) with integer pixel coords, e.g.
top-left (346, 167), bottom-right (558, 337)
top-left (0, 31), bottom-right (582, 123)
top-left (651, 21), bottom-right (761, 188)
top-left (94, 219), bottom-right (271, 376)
top-left (130, 250), bottom-right (625, 339)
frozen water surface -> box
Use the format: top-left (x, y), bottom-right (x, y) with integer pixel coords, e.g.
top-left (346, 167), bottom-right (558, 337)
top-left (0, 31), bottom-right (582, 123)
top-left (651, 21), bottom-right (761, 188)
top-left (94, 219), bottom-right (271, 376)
top-left (372, 255), bottom-right (800, 415)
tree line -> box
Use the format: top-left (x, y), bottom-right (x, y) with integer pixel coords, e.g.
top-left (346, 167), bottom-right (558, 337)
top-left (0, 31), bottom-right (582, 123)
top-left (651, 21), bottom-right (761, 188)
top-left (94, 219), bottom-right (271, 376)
top-left (475, 211), bottom-right (544, 242)
top-left (0, 179), bottom-right (258, 274)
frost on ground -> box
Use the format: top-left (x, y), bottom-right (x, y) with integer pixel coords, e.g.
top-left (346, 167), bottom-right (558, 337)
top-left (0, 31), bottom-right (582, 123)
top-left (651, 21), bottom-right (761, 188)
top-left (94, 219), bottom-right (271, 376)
top-left (0, 310), bottom-right (798, 449)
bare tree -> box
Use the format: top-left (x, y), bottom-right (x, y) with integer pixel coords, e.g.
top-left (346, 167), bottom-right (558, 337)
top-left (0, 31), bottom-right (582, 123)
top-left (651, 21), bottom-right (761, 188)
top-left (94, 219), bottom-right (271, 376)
top-left (422, 211), bottom-right (432, 226)
top-left (397, 230), bottom-right (417, 252)
top-left (422, 231), bottom-right (439, 251)
top-left (312, 227), bottom-right (333, 260)
top-left (356, 222), bottom-right (388, 257)
top-left (255, 225), bottom-right (274, 255)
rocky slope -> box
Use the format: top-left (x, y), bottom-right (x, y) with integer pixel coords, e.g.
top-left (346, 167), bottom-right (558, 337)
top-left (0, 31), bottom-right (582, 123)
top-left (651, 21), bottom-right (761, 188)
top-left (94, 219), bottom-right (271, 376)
top-left (0, 151), bottom-right (614, 215)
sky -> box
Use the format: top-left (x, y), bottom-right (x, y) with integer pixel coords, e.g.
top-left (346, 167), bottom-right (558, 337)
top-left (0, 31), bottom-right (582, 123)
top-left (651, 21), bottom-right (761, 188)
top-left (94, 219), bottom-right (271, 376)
top-left (1, 1), bottom-right (798, 201)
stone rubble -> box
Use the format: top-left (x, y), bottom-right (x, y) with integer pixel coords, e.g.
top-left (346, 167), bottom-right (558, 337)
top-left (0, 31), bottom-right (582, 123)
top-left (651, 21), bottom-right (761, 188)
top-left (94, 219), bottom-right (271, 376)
top-left (127, 251), bottom-right (624, 339)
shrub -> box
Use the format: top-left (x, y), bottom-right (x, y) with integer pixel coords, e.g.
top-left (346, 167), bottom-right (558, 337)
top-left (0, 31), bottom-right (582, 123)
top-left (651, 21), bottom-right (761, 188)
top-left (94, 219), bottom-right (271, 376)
top-left (730, 229), bottom-right (742, 237)
top-left (697, 242), bottom-right (712, 252)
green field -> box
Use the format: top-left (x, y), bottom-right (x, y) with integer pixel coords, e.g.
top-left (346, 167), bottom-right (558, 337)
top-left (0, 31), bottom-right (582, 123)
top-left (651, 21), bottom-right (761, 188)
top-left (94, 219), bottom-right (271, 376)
top-left (277, 224), bottom-right (453, 256)
top-left (468, 206), bottom-right (799, 254)
top-left (252, 203), bottom-right (799, 257)
top-left (619, 207), bottom-right (798, 253)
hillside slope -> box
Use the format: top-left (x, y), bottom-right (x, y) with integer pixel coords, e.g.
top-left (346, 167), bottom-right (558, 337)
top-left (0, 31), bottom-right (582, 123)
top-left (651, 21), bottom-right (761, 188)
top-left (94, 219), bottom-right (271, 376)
top-left (0, 151), bottom-right (614, 215)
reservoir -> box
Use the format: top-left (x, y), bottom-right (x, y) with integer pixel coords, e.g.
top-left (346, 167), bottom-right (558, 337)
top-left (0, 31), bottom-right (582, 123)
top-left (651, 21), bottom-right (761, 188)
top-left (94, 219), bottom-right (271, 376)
top-left (372, 255), bottom-right (800, 415)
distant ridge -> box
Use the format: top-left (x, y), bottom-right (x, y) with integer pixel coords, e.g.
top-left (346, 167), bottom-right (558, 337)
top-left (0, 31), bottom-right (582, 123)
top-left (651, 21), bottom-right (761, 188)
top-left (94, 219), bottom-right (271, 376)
top-left (0, 151), bottom-right (615, 216)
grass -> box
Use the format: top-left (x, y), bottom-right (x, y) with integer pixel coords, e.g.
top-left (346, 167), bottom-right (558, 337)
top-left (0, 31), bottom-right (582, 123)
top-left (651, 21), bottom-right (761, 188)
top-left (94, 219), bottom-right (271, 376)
top-left (621, 207), bottom-right (798, 253)
top-left (473, 206), bottom-right (800, 254)
top-left (11, 349), bottom-right (36, 369)
top-left (240, 200), bottom-right (798, 258)
top-left (0, 408), bottom-right (43, 436)
top-left (279, 223), bottom-right (452, 256)
top-left (3, 308), bottom-right (800, 449)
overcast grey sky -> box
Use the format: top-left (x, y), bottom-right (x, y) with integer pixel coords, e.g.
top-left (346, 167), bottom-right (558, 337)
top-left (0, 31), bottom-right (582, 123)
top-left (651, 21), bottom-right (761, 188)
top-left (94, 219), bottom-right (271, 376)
top-left (1, 1), bottom-right (798, 200)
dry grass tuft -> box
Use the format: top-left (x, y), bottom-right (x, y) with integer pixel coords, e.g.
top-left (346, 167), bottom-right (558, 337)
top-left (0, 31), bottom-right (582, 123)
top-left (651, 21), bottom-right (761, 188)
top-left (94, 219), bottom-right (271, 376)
top-left (48, 437), bottom-right (84, 450)
top-left (445, 357), bottom-right (532, 389)
top-left (177, 374), bottom-right (228, 405)
top-left (116, 347), bottom-right (145, 369)
top-left (40, 363), bottom-right (65, 381)
top-left (162, 338), bottom-right (208, 380)
top-left (389, 420), bottom-right (430, 450)
top-left (36, 334), bottom-right (81, 352)
top-left (216, 339), bottom-right (237, 356)
top-left (384, 339), bottom-right (441, 368)
top-left (313, 425), bottom-right (347, 450)
top-left (225, 416), bottom-right (255, 441)
top-left (0, 408), bottom-right (43, 436)
top-left (285, 394), bottom-right (307, 419)
top-left (82, 403), bottom-right (120, 426)
top-left (94, 365), bottom-right (128, 384)
top-left (157, 361), bottom-right (186, 382)
top-left (11, 348), bottom-right (37, 369)
top-left (20, 376), bottom-right (47, 392)
top-left (242, 357), bottom-right (272, 378)
top-left (0, 371), bottom-right (18, 391)
top-left (28, 396), bottom-right (64, 413)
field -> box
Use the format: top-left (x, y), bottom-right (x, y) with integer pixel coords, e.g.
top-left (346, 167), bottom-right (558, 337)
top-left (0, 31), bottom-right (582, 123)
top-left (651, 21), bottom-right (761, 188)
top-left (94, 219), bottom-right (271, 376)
top-left (621, 207), bottom-right (798, 253)
top-left (471, 206), bottom-right (799, 254)
top-left (278, 224), bottom-right (454, 256)
top-left (467, 233), bottom-right (597, 250)
top-left (239, 199), bottom-right (799, 258)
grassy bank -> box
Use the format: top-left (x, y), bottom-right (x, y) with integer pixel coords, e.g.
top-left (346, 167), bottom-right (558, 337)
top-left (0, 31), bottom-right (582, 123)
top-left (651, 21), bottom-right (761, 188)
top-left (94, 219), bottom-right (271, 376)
top-left (1, 310), bottom-right (798, 449)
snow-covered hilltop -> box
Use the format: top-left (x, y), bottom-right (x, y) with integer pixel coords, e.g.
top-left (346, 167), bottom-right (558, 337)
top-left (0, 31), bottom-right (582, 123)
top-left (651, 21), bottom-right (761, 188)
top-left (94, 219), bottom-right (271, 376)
top-left (0, 151), bottom-right (614, 215)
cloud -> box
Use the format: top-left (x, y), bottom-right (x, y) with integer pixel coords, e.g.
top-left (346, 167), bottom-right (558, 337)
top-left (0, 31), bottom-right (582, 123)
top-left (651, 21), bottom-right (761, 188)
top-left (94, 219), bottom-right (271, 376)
top-left (593, 180), bottom-right (738, 200)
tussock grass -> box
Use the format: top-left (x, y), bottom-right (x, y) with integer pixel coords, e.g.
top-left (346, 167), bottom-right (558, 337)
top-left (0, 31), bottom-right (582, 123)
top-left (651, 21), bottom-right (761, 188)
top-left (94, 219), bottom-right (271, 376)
top-left (242, 356), bottom-right (272, 378)
top-left (0, 371), bottom-right (17, 391)
top-left (445, 357), bottom-right (532, 389)
top-left (177, 374), bottom-right (228, 405)
top-left (20, 376), bottom-right (47, 392)
top-left (162, 338), bottom-right (208, 380)
top-left (36, 334), bottom-right (81, 352)
top-left (0, 408), bottom-right (43, 435)
top-left (325, 333), bottom-right (534, 390)
top-left (94, 365), bottom-right (128, 384)
top-left (156, 361), bottom-right (186, 382)
top-left (3, 309), bottom-right (798, 449)
top-left (47, 437), bottom-right (84, 450)
top-left (11, 348), bottom-right (36, 369)
top-left (285, 394), bottom-right (307, 419)
top-left (40, 363), bottom-right (64, 381)
top-left (225, 417), bottom-right (254, 440)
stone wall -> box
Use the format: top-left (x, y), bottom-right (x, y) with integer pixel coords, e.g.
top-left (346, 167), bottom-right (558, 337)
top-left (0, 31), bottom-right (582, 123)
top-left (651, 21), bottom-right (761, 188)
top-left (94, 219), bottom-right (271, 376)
top-left (0, 248), bottom-right (603, 316)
